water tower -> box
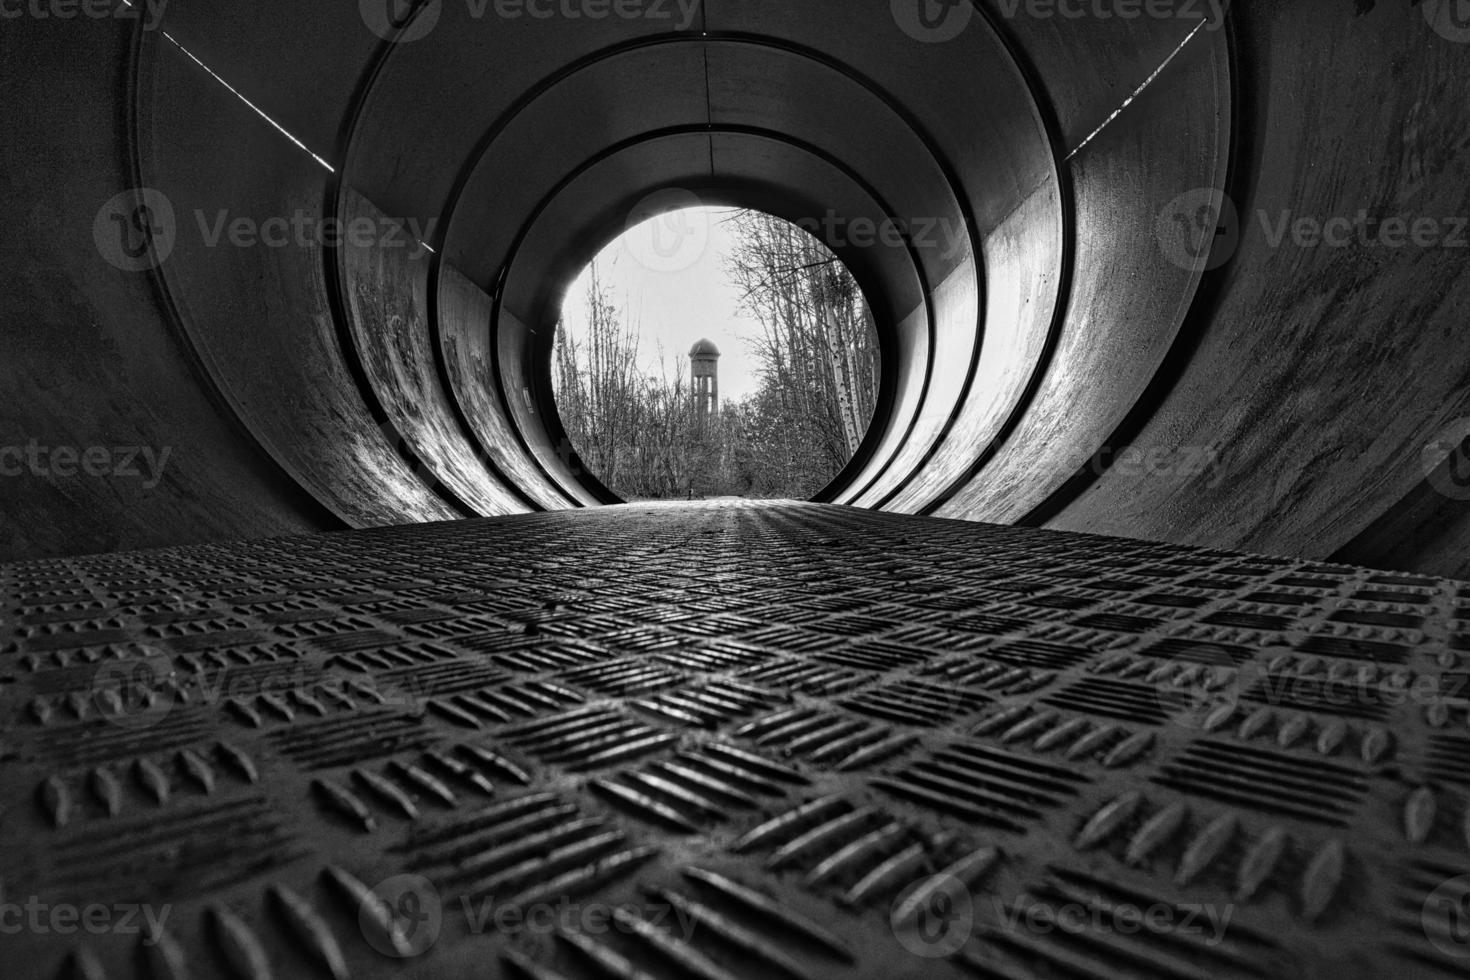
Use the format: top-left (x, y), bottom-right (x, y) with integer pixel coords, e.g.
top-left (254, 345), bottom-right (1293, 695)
top-left (690, 338), bottom-right (720, 420)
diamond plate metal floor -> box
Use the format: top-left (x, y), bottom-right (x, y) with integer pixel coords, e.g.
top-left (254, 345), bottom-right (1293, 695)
top-left (3, 502), bottom-right (1468, 979)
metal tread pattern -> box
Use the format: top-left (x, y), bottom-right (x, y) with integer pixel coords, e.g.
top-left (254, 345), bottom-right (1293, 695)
top-left (2, 501), bottom-right (1469, 978)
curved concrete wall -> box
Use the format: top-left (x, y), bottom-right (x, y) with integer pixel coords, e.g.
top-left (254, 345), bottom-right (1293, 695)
top-left (2, 1), bottom-right (1467, 577)
top-left (0, 19), bottom-right (333, 560)
top-left (1032, 1), bottom-right (1470, 580)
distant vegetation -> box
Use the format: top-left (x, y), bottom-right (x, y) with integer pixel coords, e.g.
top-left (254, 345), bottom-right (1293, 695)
top-left (553, 210), bottom-right (880, 500)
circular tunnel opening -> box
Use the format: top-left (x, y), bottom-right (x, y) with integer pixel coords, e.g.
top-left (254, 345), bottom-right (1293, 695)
top-left (549, 205), bottom-right (882, 502)
top-left (130, 4), bottom-right (1147, 530)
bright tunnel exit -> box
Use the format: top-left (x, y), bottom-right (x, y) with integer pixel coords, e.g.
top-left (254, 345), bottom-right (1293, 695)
top-left (552, 205), bottom-right (881, 501)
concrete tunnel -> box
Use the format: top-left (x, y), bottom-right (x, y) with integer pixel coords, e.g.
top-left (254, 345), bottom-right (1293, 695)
top-left (3, 1), bottom-right (1470, 978)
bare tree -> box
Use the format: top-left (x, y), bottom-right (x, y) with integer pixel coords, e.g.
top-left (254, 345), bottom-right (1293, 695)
top-left (722, 211), bottom-right (880, 473)
top-left (553, 261), bottom-right (644, 488)
top-left (554, 266), bottom-right (709, 498)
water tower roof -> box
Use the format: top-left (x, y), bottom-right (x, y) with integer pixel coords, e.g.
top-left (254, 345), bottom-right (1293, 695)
top-left (690, 338), bottom-right (721, 358)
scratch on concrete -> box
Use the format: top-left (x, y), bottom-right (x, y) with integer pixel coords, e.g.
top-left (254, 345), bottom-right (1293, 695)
top-left (1064, 18), bottom-right (1211, 163)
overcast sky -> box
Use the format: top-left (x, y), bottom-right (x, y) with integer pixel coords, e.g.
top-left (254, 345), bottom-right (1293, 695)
top-left (557, 205), bottom-right (768, 402)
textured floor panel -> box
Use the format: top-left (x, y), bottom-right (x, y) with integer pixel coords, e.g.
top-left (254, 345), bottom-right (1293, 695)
top-left (2, 502), bottom-right (1469, 978)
